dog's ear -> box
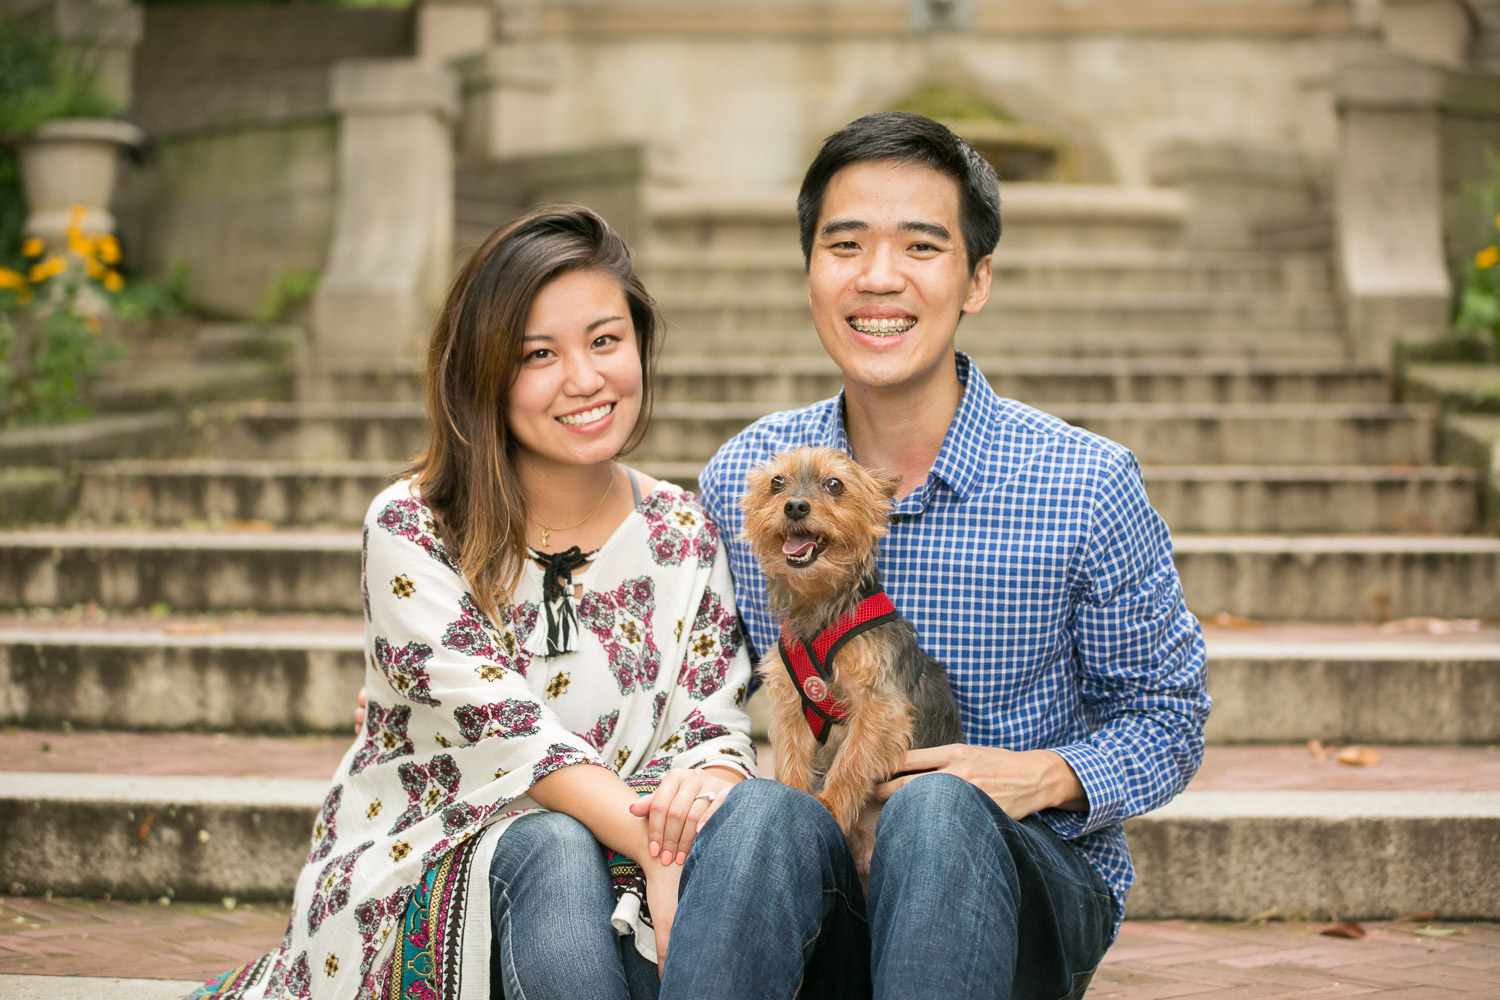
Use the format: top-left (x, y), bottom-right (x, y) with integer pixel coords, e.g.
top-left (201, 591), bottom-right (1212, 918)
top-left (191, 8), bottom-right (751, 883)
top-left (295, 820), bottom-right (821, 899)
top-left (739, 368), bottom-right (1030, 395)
top-left (868, 467), bottom-right (901, 500)
top-left (741, 465), bottom-right (771, 512)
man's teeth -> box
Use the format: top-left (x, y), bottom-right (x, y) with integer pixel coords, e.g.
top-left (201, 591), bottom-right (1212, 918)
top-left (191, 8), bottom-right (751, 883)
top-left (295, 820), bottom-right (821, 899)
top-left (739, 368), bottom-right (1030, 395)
top-left (559, 403), bottom-right (613, 426)
top-left (849, 317), bottom-right (916, 336)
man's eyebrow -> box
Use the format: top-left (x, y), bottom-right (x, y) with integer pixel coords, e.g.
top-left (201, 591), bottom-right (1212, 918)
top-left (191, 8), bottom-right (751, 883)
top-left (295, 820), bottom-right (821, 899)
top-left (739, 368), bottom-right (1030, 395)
top-left (819, 219), bottom-right (868, 238)
top-left (901, 221), bottom-right (952, 241)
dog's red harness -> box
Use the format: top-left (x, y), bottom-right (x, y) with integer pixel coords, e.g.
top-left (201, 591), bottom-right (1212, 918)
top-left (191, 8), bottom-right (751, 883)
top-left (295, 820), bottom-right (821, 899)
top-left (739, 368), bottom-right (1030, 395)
top-left (777, 580), bottom-right (901, 744)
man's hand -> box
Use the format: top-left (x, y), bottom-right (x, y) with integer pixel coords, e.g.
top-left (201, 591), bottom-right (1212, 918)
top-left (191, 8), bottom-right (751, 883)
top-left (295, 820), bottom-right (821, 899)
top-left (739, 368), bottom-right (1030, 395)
top-left (628, 767), bottom-right (742, 865)
top-left (873, 745), bottom-right (1088, 819)
top-left (642, 860), bottom-right (682, 977)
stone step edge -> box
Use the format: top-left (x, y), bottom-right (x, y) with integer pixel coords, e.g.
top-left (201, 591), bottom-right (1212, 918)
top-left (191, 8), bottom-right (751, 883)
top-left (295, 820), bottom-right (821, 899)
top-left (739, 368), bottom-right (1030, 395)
top-left (5, 774), bottom-right (1498, 819)
top-left (6, 627), bottom-right (1500, 662)
top-left (0, 975), bottom-right (198, 1000)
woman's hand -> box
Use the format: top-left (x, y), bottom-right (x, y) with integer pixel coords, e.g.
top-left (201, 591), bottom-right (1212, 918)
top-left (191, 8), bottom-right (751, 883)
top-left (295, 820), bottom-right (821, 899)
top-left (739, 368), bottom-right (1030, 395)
top-left (354, 685), bottom-right (367, 734)
top-left (628, 767), bottom-right (741, 865)
top-left (642, 859), bottom-right (682, 977)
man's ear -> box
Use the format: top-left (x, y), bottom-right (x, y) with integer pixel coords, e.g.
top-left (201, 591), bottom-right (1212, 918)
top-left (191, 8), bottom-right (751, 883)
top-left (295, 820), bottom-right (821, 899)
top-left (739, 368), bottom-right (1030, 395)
top-left (962, 254), bottom-right (993, 315)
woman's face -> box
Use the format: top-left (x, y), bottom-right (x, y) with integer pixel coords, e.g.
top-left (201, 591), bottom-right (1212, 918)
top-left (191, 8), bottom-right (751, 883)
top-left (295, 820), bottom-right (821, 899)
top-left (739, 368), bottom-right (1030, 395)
top-left (504, 268), bottom-right (643, 475)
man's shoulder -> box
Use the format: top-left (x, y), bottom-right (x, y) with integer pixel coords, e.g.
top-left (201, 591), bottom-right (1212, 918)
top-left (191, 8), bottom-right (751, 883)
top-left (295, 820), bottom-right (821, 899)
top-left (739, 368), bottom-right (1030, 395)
top-left (988, 395), bottom-right (1135, 483)
top-left (702, 398), bottom-right (841, 486)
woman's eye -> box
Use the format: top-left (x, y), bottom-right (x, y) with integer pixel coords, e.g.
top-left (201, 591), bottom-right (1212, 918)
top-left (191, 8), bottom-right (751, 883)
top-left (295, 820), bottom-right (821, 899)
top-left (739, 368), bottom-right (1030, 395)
top-left (525, 348), bottom-right (553, 362)
top-left (824, 478), bottom-right (843, 496)
top-left (592, 334), bottom-right (619, 349)
top-left (770, 475), bottom-right (786, 494)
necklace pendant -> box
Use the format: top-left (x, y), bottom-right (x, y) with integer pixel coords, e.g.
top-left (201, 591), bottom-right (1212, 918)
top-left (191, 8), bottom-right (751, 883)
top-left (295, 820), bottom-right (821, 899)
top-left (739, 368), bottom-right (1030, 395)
top-left (539, 527), bottom-right (549, 547)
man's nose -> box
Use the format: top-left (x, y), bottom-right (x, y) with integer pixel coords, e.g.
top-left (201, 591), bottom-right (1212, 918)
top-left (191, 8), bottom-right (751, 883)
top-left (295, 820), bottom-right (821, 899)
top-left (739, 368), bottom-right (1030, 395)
top-left (784, 498), bottom-right (810, 520)
top-left (856, 245), bottom-right (904, 293)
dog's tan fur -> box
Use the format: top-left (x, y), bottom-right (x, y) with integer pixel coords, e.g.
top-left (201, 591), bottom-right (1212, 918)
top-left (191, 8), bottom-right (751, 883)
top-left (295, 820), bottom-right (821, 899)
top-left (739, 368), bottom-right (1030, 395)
top-left (744, 447), bottom-right (961, 832)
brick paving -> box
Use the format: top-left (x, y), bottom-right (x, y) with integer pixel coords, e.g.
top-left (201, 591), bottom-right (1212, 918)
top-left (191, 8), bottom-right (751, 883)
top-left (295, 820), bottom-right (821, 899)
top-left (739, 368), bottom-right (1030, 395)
top-left (2, 897), bottom-right (1496, 995)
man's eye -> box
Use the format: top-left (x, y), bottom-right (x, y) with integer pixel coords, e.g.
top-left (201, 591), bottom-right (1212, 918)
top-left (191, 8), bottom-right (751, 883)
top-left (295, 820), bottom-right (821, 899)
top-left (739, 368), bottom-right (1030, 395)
top-left (823, 478), bottom-right (844, 496)
top-left (770, 475), bottom-right (786, 494)
top-left (910, 243), bottom-right (938, 253)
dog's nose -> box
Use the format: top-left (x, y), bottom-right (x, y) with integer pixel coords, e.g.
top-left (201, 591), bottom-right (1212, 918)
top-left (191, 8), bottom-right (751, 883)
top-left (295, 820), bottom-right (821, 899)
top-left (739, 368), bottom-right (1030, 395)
top-left (784, 498), bottom-right (810, 520)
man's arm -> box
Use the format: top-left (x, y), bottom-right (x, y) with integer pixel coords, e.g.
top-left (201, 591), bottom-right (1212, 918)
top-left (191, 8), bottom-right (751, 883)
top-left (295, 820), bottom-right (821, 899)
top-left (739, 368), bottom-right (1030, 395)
top-left (876, 448), bottom-right (1208, 830)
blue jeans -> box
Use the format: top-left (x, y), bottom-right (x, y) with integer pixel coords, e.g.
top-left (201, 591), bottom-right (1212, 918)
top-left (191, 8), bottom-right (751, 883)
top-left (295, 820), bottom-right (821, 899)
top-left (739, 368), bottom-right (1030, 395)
top-left (660, 775), bottom-right (1113, 1000)
top-left (488, 811), bottom-right (661, 1000)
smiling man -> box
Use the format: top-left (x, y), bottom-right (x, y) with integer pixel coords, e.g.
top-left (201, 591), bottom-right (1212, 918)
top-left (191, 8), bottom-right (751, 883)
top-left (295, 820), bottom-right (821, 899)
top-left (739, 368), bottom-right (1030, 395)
top-left (662, 112), bottom-right (1211, 999)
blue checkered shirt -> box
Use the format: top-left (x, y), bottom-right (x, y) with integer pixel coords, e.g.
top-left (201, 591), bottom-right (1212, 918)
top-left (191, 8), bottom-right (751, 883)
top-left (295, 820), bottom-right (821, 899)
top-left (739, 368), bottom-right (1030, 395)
top-left (698, 352), bottom-right (1210, 938)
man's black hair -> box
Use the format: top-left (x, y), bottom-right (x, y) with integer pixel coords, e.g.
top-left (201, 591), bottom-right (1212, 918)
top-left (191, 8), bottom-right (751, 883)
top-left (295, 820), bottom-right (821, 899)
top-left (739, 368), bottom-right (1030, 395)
top-left (796, 111), bottom-right (1001, 274)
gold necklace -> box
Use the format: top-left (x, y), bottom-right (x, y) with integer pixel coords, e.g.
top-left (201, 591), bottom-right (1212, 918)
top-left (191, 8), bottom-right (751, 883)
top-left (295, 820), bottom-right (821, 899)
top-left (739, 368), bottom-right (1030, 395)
top-left (537, 470), bottom-right (614, 547)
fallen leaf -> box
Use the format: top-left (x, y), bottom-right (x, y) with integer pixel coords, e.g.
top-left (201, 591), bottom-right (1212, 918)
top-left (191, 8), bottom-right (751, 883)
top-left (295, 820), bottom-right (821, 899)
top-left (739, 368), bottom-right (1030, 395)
top-left (1242, 906), bottom-right (1283, 926)
top-left (1414, 926), bottom-right (1467, 938)
top-left (1335, 746), bottom-right (1381, 767)
top-left (1393, 911), bottom-right (1437, 923)
top-left (1319, 922), bottom-right (1367, 939)
top-left (1306, 739), bottom-right (1333, 761)
top-left (1206, 612), bottom-right (1260, 630)
top-left (137, 810), bottom-right (155, 843)
top-left (1360, 587), bottom-right (1392, 622)
top-left (164, 622), bottom-right (224, 635)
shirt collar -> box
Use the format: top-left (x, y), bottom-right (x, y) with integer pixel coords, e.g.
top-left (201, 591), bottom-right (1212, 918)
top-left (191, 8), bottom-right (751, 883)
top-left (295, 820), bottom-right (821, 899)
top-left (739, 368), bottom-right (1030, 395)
top-left (831, 351), bottom-right (999, 510)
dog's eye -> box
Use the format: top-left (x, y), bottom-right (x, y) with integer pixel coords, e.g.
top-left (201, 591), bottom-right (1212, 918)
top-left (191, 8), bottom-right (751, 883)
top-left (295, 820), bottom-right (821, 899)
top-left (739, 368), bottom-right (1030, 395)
top-left (770, 475), bottom-right (786, 494)
top-left (823, 478), bottom-right (844, 496)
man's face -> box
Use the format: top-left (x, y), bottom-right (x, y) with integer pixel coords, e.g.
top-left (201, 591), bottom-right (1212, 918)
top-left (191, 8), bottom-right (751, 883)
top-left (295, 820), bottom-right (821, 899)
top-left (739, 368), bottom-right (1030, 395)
top-left (806, 159), bottom-right (992, 392)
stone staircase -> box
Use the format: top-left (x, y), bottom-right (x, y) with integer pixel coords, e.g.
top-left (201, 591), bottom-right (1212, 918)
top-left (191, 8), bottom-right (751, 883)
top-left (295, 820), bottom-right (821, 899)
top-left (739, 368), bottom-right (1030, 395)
top-left (3, 185), bottom-right (1500, 947)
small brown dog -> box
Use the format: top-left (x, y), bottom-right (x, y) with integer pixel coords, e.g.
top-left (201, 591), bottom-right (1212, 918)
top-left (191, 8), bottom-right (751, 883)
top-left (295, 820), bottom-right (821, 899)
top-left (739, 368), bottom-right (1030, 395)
top-left (744, 447), bottom-right (962, 832)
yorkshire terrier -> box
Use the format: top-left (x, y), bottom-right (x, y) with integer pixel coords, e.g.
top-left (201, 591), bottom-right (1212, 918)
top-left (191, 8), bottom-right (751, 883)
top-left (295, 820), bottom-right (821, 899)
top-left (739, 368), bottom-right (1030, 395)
top-left (743, 447), bottom-right (962, 832)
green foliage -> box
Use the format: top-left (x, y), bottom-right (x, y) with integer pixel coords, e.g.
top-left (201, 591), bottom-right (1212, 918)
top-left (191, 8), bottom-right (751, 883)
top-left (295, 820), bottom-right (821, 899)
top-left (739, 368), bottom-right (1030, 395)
top-left (0, 149), bottom-right (24, 271)
top-left (890, 83), bottom-right (1017, 125)
top-left (1453, 151), bottom-right (1500, 361)
top-left (253, 268), bottom-right (320, 325)
top-left (0, 17), bottom-right (120, 140)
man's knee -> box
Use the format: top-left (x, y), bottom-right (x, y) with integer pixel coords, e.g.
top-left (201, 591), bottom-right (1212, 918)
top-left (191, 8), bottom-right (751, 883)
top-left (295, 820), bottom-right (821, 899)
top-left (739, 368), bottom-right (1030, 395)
top-left (878, 772), bottom-right (1003, 845)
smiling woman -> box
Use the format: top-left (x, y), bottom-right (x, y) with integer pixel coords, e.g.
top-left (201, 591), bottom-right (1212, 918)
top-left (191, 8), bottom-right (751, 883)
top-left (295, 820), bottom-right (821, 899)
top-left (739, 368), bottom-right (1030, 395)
top-left (188, 206), bottom-right (757, 1000)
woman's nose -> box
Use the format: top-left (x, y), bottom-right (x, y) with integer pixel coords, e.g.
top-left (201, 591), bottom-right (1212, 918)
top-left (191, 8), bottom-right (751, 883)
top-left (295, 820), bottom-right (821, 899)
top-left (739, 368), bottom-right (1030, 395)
top-left (561, 350), bottom-right (606, 395)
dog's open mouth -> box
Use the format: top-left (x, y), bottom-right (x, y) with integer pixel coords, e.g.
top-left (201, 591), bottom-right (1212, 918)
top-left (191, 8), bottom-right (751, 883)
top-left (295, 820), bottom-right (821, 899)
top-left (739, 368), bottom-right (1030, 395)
top-left (782, 534), bottom-right (821, 567)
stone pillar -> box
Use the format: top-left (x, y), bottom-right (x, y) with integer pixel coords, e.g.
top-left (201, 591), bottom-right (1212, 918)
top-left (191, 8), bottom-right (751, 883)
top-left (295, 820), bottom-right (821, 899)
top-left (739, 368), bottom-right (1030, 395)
top-left (311, 59), bottom-right (459, 361)
top-left (1382, 0), bottom-right (1473, 69)
top-left (454, 43), bottom-right (561, 162)
top-left (416, 0), bottom-right (494, 64)
top-left (1334, 53), bottom-right (1451, 361)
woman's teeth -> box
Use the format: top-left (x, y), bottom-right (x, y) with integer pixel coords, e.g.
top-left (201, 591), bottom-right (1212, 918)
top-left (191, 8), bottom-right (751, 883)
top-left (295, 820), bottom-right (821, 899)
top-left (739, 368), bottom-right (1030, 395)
top-left (849, 317), bottom-right (916, 336)
top-left (559, 403), bottom-right (613, 426)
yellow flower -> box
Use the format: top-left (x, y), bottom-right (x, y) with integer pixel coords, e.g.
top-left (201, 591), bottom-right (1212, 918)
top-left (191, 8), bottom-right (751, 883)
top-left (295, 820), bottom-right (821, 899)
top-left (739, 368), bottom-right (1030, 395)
top-left (103, 270), bottom-right (124, 293)
top-left (68, 234), bottom-right (95, 259)
top-left (85, 257), bottom-right (106, 281)
top-left (1476, 245), bottom-right (1499, 270)
top-left (0, 267), bottom-right (24, 290)
top-left (28, 262), bottom-right (47, 283)
top-left (99, 235), bottom-right (121, 265)
top-left (21, 237), bottom-right (44, 258)
top-left (66, 204), bottom-right (88, 235)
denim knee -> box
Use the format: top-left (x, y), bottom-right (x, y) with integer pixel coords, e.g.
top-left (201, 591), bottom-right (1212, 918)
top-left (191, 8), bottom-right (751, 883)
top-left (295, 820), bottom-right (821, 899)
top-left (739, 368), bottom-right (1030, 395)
top-left (877, 772), bottom-right (1007, 848)
top-left (489, 811), bottom-right (605, 891)
top-left (695, 779), bottom-right (846, 881)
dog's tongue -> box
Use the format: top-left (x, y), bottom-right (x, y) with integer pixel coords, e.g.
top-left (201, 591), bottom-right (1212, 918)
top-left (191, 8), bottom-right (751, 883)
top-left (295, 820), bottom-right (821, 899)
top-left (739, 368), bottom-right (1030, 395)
top-left (781, 535), bottom-right (817, 557)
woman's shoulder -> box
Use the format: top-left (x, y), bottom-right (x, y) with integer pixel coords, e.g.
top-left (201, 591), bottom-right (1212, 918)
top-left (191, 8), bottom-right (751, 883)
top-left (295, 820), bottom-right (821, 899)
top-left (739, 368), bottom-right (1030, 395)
top-left (626, 473), bottom-right (722, 568)
top-left (364, 477), bottom-right (426, 526)
top-left (363, 478), bottom-right (461, 572)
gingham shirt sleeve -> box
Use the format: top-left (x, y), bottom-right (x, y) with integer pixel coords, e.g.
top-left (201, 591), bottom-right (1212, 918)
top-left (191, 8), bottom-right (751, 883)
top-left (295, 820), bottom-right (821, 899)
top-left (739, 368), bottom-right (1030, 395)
top-left (1044, 449), bottom-right (1210, 838)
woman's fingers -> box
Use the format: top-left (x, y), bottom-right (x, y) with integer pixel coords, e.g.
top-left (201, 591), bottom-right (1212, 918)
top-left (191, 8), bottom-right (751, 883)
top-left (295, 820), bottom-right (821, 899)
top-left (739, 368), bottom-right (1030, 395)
top-left (646, 770), bottom-right (684, 861)
top-left (353, 685), bottom-right (368, 735)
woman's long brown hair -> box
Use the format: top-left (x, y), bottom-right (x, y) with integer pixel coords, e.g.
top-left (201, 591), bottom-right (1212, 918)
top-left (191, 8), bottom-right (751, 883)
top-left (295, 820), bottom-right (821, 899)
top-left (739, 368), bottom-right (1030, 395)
top-left (408, 205), bottom-right (659, 624)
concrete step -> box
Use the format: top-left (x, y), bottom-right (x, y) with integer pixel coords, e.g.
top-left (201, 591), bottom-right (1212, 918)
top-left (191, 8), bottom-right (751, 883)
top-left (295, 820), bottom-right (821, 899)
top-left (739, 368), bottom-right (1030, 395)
top-left (658, 289), bottom-right (1343, 335)
top-left (65, 459), bottom-right (1480, 535)
top-left (639, 248), bottom-right (1335, 296)
top-left (6, 618), bottom-right (1498, 743)
top-left (91, 361), bottom-right (288, 415)
top-left (2, 733), bottom-right (1497, 918)
top-left (295, 356), bottom-right (1393, 406)
top-left (662, 326), bottom-right (1354, 358)
top-left (191, 400), bottom-right (1440, 467)
top-left (1201, 623), bottom-right (1500, 743)
top-left (0, 412), bottom-right (187, 469)
top-left (3, 529), bottom-right (1497, 620)
top-left (0, 619), bottom-right (363, 733)
top-left (645, 183), bottom-right (1188, 253)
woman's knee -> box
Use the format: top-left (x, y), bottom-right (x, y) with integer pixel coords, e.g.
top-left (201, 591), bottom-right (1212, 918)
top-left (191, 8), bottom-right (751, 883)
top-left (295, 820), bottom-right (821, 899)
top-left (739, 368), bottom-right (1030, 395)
top-left (490, 811), bottom-right (606, 891)
top-left (692, 779), bottom-right (847, 882)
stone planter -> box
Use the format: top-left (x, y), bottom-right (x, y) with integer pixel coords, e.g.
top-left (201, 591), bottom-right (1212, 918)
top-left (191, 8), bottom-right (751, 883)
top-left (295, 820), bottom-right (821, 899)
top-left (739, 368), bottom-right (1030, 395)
top-left (14, 117), bottom-right (146, 249)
